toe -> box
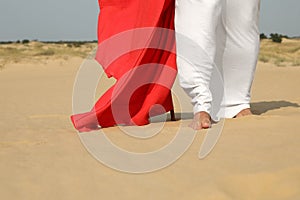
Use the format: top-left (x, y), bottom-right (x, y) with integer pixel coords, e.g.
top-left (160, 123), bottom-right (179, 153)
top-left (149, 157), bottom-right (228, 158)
top-left (201, 121), bottom-right (211, 129)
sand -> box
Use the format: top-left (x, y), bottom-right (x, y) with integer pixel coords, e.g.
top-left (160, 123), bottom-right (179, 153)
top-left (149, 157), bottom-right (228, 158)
top-left (1, 51), bottom-right (300, 199)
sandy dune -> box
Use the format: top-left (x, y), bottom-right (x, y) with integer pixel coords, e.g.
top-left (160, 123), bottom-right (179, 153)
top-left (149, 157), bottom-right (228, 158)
top-left (1, 50), bottom-right (300, 199)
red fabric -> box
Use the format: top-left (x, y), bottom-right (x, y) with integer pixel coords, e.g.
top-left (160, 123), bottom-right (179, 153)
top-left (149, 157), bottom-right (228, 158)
top-left (70, 0), bottom-right (177, 132)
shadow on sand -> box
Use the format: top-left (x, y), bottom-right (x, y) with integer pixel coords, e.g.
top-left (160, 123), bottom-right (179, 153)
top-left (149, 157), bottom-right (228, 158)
top-left (156, 100), bottom-right (300, 123)
top-left (251, 100), bottom-right (300, 115)
top-left (168, 100), bottom-right (300, 120)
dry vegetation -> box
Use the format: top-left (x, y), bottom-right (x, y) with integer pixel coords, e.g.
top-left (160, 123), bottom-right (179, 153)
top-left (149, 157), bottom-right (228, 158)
top-left (259, 38), bottom-right (300, 66)
top-left (1, 38), bottom-right (300, 70)
top-left (0, 41), bottom-right (97, 69)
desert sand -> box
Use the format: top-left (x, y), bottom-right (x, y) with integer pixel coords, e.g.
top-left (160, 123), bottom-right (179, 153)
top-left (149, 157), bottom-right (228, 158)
top-left (0, 41), bottom-right (300, 200)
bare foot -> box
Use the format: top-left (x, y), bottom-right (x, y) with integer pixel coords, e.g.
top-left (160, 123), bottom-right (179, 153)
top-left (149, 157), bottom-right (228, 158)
top-left (235, 108), bottom-right (252, 118)
top-left (189, 111), bottom-right (211, 130)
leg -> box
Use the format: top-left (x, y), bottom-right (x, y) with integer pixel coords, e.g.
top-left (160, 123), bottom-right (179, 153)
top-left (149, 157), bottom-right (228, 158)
top-left (221, 0), bottom-right (261, 118)
top-left (170, 109), bottom-right (176, 121)
top-left (175, 0), bottom-right (222, 129)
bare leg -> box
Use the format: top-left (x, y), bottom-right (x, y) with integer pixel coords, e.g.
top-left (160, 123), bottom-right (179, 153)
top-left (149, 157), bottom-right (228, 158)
top-left (170, 109), bottom-right (176, 121)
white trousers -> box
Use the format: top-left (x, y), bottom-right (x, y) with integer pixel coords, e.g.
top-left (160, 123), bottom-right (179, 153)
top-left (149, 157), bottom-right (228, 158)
top-left (175, 0), bottom-right (260, 119)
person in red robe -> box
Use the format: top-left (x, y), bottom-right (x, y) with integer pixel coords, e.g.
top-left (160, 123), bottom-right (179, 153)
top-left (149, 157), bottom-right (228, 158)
top-left (70, 0), bottom-right (177, 132)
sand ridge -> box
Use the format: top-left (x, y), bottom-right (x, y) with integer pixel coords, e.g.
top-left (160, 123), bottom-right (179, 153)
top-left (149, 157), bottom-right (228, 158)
top-left (0, 42), bottom-right (300, 199)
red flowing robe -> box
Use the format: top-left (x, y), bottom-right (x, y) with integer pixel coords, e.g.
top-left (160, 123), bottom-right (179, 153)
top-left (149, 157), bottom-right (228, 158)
top-left (70, 0), bottom-right (177, 132)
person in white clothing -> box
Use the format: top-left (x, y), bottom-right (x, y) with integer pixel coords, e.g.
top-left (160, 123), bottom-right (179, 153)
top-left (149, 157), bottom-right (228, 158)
top-left (175, 0), bottom-right (261, 129)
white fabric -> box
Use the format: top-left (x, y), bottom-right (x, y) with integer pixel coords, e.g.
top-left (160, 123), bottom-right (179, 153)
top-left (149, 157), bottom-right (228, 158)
top-left (174, 0), bottom-right (260, 119)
